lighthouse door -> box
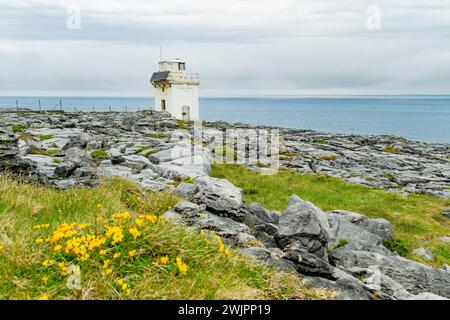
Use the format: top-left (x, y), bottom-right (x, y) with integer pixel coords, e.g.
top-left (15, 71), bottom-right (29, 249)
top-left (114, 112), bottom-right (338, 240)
top-left (182, 105), bottom-right (190, 121)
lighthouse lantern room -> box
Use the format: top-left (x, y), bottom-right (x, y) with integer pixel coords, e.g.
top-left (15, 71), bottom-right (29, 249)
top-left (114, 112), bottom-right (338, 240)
top-left (150, 59), bottom-right (200, 121)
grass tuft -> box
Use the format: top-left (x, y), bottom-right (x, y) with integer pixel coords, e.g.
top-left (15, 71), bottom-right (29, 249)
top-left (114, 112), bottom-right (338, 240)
top-left (0, 175), bottom-right (328, 300)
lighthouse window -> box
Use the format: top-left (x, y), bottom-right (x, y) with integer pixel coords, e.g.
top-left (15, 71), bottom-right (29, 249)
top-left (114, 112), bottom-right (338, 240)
top-left (178, 63), bottom-right (186, 71)
top-left (161, 99), bottom-right (166, 111)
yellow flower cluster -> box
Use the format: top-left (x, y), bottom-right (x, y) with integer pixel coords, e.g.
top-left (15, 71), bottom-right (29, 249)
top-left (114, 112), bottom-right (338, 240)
top-left (128, 227), bottom-right (141, 240)
top-left (176, 257), bottom-right (188, 275)
top-left (116, 278), bottom-right (131, 293)
top-left (33, 209), bottom-right (190, 297)
top-left (112, 211), bottom-right (131, 220)
top-left (215, 235), bottom-right (231, 257)
top-left (106, 226), bottom-right (124, 245)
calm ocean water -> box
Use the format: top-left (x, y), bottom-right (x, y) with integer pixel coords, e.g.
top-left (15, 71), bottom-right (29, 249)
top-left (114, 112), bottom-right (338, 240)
top-left (1, 96), bottom-right (449, 143)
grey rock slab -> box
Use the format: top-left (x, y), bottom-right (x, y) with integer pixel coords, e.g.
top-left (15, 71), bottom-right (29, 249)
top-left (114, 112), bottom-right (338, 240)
top-left (276, 195), bottom-right (330, 258)
top-left (193, 176), bottom-right (244, 215)
top-left (331, 249), bottom-right (450, 298)
top-left (412, 247), bottom-right (435, 262)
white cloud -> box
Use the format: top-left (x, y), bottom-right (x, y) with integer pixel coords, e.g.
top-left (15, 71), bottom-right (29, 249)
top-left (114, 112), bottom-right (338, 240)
top-left (0, 0), bottom-right (450, 95)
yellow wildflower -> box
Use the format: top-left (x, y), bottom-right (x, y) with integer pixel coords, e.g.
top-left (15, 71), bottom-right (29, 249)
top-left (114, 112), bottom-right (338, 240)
top-left (112, 211), bottom-right (131, 220)
top-left (105, 268), bottom-right (113, 275)
top-left (54, 245), bottom-right (63, 252)
top-left (176, 257), bottom-right (188, 275)
top-left (106, 226), bottom-right (124, 245)
top-left (224, 249), bottom-right (231, 257)
top-left (103, 259), bottom-right (111, 268)
top-left (99, 249), bottom-right (107, 255)
top-left (135, 219), bottom-right (144, 227)
top-left (116, 279), bottom-right (124, 286)
top-left (41, 276), bottom-right (49, 283)
top-left (159, 256), bottom-right (169, 265)
top-left (96, 204), bottom-right (103, 209)
top-left (145, 215), bottom-right (158, 224)
top-left (35, 238), bottom-right (44, 244)
top-left (113, 252), bottom-right (121, 259)
top-left (128, 227), bottom-right (141, 240)
top-left (128, 250), bottom-right (136, 257)
top-left (38, 295), bottom-right (49, 300)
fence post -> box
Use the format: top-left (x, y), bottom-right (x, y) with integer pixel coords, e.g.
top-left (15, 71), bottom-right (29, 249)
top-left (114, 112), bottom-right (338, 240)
top-left (39, 99), bottom-right (41, 111)
top-left (60, 100), bottom-right (63, 111)
top-left (109, 106), bottom-right (111, 113)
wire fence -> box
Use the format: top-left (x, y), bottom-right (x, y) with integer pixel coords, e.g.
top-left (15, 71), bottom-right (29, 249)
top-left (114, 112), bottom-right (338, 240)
top-left (2, 99), bottom-right (154, 113)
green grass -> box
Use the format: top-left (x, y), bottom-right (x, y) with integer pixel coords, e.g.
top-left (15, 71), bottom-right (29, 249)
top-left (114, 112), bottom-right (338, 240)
top-left (11, 124), bottom-right (28, 133)
top-left (17, 134), bottom-right (35, 141)
top-left (320, 155), bottom-right (339, 161)
top-left (0, 175), bottom-right (331, 300)
top-left (144, 149), bottom-right (158, 157)
top-left (29, 148), bottom-right (61, 157)
top-left (38, 134), bottom-right (54, 141)
top-left (90, 149), bottom-right (110, 160)
top-left (144, 133), bottom-right (170, 140)
top-left (52, 158), bottom-right (62, 164)
top-left (211, 164), bottom-right (450, 267)
top-left (168, 177), bottom-right (197, 187)
top-left (134, 146), bottom-right (158, 156)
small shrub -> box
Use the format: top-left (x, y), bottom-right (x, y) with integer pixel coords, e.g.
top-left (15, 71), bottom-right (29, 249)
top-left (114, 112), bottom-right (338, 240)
top-left (12, 124), bottom-right (28, 133)
top-left (383, 237), bottom-right (411, 257)
top-left (91, 149), bottom-right (110, 160)
top-left (52, 158), bottom-right (62, 164)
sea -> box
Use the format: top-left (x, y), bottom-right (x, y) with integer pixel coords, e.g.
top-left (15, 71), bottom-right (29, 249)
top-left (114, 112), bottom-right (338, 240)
top-left (1, 96), bottom-right (449, 144)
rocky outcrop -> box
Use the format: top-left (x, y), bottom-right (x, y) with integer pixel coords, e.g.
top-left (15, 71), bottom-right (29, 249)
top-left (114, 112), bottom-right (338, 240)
top-left (0, 111), bottom-right (211, 190)
top-left (201, 122), bottom-right (450, 198)
top-left (276, 195), bottom-right (330, 258)
top-left (0, 128), bottom-right (18, 171)
top-left (1, 110), bottom-right (449, 300)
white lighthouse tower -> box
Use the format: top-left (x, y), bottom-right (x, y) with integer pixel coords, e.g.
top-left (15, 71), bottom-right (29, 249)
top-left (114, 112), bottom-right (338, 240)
top-left (150, 59), bottom-right (200, 121)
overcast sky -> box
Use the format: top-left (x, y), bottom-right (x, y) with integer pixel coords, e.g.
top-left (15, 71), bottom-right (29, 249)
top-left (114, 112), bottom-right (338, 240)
top-left (1, 0), bottom-right (450, 96)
